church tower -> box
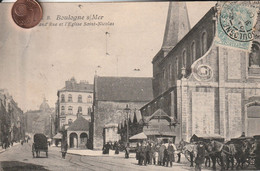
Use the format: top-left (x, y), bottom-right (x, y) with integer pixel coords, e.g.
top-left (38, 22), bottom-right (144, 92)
top-left (162, 2), bottom-right (191, 56)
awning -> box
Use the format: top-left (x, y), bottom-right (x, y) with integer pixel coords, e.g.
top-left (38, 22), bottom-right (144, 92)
top-left (129, 132), bottom-right (147, 140)
top-left (53, 133), bottom-right (62, 139)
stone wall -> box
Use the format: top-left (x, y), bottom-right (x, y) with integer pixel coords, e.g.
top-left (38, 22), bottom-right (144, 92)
top-left (92, 101), bottom-right (147, 149)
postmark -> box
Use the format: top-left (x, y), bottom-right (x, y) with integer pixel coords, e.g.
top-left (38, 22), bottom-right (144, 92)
top-left (215, 1), bottom-right (259, 50)
top-left (12, 0), bottom-right (43, 29)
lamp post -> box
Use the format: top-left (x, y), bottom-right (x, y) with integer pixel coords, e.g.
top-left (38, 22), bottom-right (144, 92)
top-left (124, 104), bottom-right (131, 146)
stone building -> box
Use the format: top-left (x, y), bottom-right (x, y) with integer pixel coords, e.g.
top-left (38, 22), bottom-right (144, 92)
top-left (91, 76), bottom-right (153, 149)
top-left (140, 2), bottom-right (260, 143)
top-left (0, 89), bottom-right (25, 143)
top-left (56, 77), bottom-right (93, 131)
top-left (67, 116), bottom-right (90, 149)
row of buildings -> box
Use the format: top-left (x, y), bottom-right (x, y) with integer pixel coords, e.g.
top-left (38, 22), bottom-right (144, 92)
top-left (0, 89), bottom-right (26, 144)
top-left (54, 2), bottom-right (260, 149)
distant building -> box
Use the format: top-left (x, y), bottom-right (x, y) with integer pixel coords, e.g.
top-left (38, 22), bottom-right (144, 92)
top-left (0, 89), bottom-right (25, 143)
top-left (24, 98), bottom-right (55, 138)
top-left (140, 1), bottom-right (260, 143)
top-left (56, 77), bottom-right (93, 131)
top-left (91, 76), bottom-right (153, 149)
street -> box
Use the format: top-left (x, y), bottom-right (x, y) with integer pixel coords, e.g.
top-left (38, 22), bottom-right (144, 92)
top-left (0, 142), bottom-right (210, 171)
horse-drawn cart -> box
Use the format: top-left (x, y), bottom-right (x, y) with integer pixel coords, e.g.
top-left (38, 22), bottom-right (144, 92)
top-left (32, 133), bottom-right (48, 158)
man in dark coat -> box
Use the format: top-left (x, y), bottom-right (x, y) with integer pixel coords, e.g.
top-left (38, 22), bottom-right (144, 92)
top-left (158, 143), bottom-right (166, 166)
top-left (139, 142), bottom-right (147, 166)
top-left (136, 142), bottom-right (141, 165)
top-left (151, 142), bottom-right (156, 165)
top-left (195, 141), bottom-right (205, 171)
top-left (61, 140), bottom-right (68, 159)
top-left (146, 142), bottom-right (152, 164)
top-left (114, 141), bottom-right (119, 154)
top-left (167, 141), bottom-right (175, 167)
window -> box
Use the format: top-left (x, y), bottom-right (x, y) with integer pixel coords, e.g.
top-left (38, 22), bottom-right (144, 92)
top-left (87, 95), bottom-right (92, 103)
top-left (182, 50), bottom-right (187, 68)
top-left (191, 42), bottom-right (196, 62)
top-left (169, 64), bottom-right (172, 80)
top-left (61, 106), bottom-right (65, 115)
top-left (68, 94), bottom-right (72, 102)
top-left (176, 58), bottom-right (179, 78)
top-left (88, 107), bottom-right (92, 115)
top-left (61, 94), bottom-right (65, 102)
top-left (68, 106), bottom-right (73, 114)
top-left (249, 44), bottom-right (260, 67)
top-left (68, 119), bottom-right (73, 125)
top-left (201, 32), bottom-right (207, 55)
top-left (78, 95), bottom-right (82, 102)
top-left (78, 106), bottom-right (82, 114)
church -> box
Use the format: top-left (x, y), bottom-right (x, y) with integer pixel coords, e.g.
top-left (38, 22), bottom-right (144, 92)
top-left (140, 2), bottom-right (260, 143)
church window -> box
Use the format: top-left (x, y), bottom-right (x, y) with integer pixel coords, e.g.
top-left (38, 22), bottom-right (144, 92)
top-left (61, 94), bottom-right (65, 102)
top-left (68, 94), bottom-right (72, 102)
top-left (191, 41), bottom-right (196, 62)
top-left (87, 95), bottom-right (92, 103)
top-left (176, 58), bottom-right (179, 79)
top-left (169, 64), bottom-right (172, 80)
top-left (68, 106), bottom-right (73, 114)
top-left (249, 43), bottom-right (260, 67)
top-left (201, 32), bottom-right (207, 55)
top-left (78, 95), bottom-right (82, 102)
top-left (182, 50), bottom-right (187, 68)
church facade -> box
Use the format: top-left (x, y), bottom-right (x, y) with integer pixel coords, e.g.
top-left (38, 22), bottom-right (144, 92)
top-left (140, 2), bottom-right (260, 143)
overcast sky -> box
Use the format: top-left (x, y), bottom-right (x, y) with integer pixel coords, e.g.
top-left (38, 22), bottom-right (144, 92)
top-left (0, 2), bottom-right (216, 111)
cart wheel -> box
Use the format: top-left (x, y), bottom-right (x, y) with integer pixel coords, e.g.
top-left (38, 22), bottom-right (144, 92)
top-left (46, 152), bottom-right (48, 158)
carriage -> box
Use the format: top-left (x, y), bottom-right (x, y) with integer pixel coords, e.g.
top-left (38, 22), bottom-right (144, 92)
top-left (183, 134), bottom-right (224, 162)
top-left (32, 133), bottom-right (48, 158)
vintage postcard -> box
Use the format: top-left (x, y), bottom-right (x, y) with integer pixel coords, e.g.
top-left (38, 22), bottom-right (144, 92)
top-left (0, 1), bottom-right (260, 170)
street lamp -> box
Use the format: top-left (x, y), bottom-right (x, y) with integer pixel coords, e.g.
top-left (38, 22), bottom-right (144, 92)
top-left (124, 104), bottom-right (131, 146)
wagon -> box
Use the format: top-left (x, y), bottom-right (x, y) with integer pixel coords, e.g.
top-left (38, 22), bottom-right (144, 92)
top-left (184, 134), bottom-right (224, 162)
top-left (32, 133), bottom-right (48, 158)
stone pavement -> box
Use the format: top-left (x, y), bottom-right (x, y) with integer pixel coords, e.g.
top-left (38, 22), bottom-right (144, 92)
top-left (0, 142), bottom-right (20, 154)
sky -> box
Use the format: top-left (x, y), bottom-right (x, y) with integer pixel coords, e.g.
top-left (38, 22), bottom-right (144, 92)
top-left (0, 1), bottom-right (216, 111)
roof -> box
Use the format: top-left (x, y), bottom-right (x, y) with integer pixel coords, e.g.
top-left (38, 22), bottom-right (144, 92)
top-left (67, 116), bottom-right (90, 131)
top-left (95, 76), bottom-right (153, 102)
top-left (58, 77), bottom-right (93, 93)
top-left (53, 133), bottom-right (62, 139)
top-left (144, 109), bottom-right (174, 123)
top-left (130, 132), bottom-right (147, 140)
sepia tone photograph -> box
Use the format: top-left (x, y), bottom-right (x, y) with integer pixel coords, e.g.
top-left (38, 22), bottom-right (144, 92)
top-left (0, 1), bottom-right (260, 170)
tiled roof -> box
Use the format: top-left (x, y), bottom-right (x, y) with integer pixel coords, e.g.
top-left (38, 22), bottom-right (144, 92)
top-left (67, 116), bottom-right (90, 131)
top-left (95, 76), bottom-right (153, 102)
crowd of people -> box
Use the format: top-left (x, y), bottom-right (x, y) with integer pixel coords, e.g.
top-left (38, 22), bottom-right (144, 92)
top-left (135, 141), bottom-right (178, 167)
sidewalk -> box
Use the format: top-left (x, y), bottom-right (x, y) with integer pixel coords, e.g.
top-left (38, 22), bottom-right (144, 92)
top-left (67, 149), bottom-right (135, 158)
top-left (0, 142), bottom-right (20, 154)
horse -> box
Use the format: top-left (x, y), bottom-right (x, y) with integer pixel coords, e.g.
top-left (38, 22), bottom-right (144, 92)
top-left (204, 140), bottom-right (225, 170)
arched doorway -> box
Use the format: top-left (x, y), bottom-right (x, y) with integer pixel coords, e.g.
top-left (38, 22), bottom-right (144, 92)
top-left (69, 133), bottom-right (78, 148)
top-left (80, 133), bottom-right (88, 148)
top-left (246, 102), bottom-right (260, 136)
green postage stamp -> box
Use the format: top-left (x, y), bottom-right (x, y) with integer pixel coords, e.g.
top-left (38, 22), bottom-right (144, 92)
top-left (216, 1), bottom-right (259, 50)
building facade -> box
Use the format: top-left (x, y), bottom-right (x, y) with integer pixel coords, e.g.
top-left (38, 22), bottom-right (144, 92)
top-left (91, 76), bottom-right (153, 149)
top-left (0, 89), bottom-right (25, 143)
top-left (56, 77), bottom-right (93, 131)
top-left (140, 2), bottom-right (260, 143)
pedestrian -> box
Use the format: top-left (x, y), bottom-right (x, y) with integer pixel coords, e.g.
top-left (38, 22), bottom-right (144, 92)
top-left (61, 140), bottom-right (68, 159)
top-left (158, 143), bottom-right (166, 166)
top-left (114, 141), bottom-right (119, 154)
top-left (167, 141), bottom-right (175, 167)
top-left (139, 142), bottom-right (147, 166)
top-left (255, 140), bottom-right (260, 169)
top-left (146, 142), bottom-right (152, 164)
top-left (177, 139), bottom-right (186, 163)
top-left (136, 142), bottom-right (141, 163)
top-left (195, 141), bottom-right (205, 171)
top-left (125, 143), bottom-right (130, 158)
top-left (151, 142), bottom-right (156, 165)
